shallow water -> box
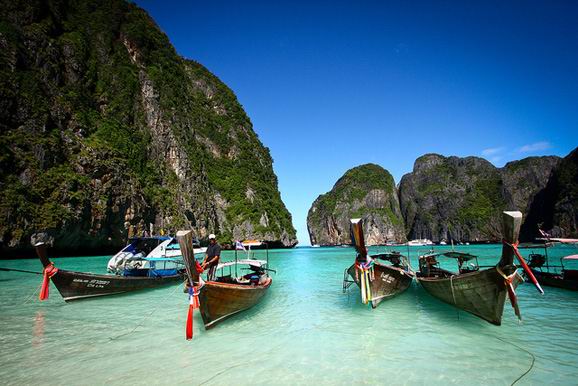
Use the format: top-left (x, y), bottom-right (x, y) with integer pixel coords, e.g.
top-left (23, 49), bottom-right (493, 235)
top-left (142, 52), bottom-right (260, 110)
top-left (1, 244), bottom-right (578, 385)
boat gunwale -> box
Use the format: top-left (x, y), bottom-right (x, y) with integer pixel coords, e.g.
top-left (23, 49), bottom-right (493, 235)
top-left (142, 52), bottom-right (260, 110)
top-left (415, 267), bottom-right (489, 282)
top-left (372, 259), bottom-right (415, 277)
top-left (202, 277), bottom-right (273, 290)
top-left (55, 268), bottom-right (184, 281)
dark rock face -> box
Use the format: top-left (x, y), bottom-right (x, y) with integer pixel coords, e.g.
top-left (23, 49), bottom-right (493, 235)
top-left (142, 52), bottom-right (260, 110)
top-left (399, 154), bottom-right (504, 242)
top-left (398, 154), bottom-right (560, 243)
top-left (501, 156), bottom-right (561, 214)
top-left (307, 154), bottom-right (564, 246)
top-left (522, 147), bottom-right (578, 239)
top-left (307, 164), bottom-right (405, 245)
top-left (0, 0), bottom-right (296, 256)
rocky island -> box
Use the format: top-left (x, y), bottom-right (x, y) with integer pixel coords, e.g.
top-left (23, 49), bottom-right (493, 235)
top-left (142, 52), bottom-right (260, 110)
top-left (0, 0), bottom-right (296, 257)
top-left (307, 164), bottom-right (405, 245)
top-left (308, 150), bottom-right (575, 245)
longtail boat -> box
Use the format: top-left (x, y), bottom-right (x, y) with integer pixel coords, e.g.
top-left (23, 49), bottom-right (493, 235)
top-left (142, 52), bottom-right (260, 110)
top-left (521, 236), bottom-right (578, 291)
top-left (178, 232), bottom-right (272, 333)
top-left (415, 211), bottom-right (542, 325)
top-left (343, 218), bottom-right (415, 308)
top-left (35, 242), bottom-right (185, 302)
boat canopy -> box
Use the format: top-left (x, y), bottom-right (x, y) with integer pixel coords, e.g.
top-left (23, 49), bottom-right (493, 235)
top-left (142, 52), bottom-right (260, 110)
top-left (128, 236), bottom-right (171, 242)
top-left (537, 237), bottom-right (578, 244)
top-left (563, 255), bottom-right (578, 260)
top-left (217, 259), bottom-right (267, 270)
top-left (442, 252), bottom-right (477, 261)
top-left (372, 252), bottom-right (405, 260)
top-left (518, 243), bottom-right (553, 249)
top-left (143, 257), bottom-right (181, 262)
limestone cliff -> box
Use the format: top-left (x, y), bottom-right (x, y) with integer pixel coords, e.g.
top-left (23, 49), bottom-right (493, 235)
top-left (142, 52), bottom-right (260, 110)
top-left (398, 154), bottom-right (560, 242)
top-left (398, 154), bottom-right (502, 242)
top-left (0, 0), bottom-right (296, 256)
top-left (522, 147), bottom-right (578, 239)
top-left (307, 164), bottom-right (405, 245)
top-left (501, 156), bottom-right (560, 214)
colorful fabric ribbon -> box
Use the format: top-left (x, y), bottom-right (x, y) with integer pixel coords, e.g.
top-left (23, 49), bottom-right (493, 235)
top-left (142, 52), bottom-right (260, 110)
top-left (195, 260), bottom-right (204, 274)
top-left (39, 263), bottom-right (58, 301)
top-left (355, 261), bottom-right (374, 305)
top-left (186, 285), bottom-right (200, 340)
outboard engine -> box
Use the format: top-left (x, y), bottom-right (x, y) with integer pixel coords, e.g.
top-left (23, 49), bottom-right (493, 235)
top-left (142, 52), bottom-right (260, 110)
top-left (528, 253), bottom-right (546, 268)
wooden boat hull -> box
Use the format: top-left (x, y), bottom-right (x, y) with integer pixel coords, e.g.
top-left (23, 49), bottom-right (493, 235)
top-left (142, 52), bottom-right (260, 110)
top-left (49, 269), bottom-right (183, 301)
top-left (199, 278), bottom-right (272, 329)
top-left (347, 262), bottom-right (414, 308)
top-left (530, 269), bottom-right (578, 291)
top-left (416, 266), bottom-right (522, 325)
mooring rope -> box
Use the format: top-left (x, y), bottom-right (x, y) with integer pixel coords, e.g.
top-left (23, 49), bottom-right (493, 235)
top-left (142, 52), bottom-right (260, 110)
top-left (450, 275), bottom-right (457, 305)
top-left (109, 281), bottom-right (183, 341)
top-left (495, 336), bottom-right (536, 385)
top-left (23, 283), bottom-right (43, 305)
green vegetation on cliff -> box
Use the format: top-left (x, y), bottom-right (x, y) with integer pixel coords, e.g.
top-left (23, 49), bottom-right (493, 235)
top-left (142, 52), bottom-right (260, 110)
top-left (399, 153), bottom-right (560, 242)
top-left (522, 147), bottom-right (578, 239)
top-left (307, 163), bottom-right (405, 245)
top-left (0, 0), bottom-right (296, 253)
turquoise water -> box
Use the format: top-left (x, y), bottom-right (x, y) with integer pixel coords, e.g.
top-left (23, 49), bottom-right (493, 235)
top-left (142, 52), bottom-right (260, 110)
top-left (1, 244), bottom-right (578, 385)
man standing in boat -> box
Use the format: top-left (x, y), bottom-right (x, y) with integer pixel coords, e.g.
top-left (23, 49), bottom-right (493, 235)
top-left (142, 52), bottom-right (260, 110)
top-left (202, 234), bottom-right (221, 281)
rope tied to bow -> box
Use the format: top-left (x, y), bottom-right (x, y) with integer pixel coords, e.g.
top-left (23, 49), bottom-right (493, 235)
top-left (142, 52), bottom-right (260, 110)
top-left (496, 264), bottom-right (524, 321)
top-left (502, 239), bottom-right (544, 295)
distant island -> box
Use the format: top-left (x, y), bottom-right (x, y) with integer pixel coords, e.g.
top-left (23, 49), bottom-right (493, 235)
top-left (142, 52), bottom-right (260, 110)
top-left (0, 0), bottom-right (296, 257)
top-left (307, 148), bottom-right (577, 245)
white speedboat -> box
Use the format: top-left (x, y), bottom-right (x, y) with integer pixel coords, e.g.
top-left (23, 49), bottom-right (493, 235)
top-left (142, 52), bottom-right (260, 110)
top-left (407, 239), bottom-right (434, 247)
top-left (107, 236), bottom-right (206, 275)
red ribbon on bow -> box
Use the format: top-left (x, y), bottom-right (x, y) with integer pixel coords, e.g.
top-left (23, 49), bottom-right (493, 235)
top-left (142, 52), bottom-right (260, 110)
top-left (39, 263), bottom-right (58, 301)
top-left (186, 286), bottom-right (200, 340)
top-left (195, 260), bottom-right (204, 274)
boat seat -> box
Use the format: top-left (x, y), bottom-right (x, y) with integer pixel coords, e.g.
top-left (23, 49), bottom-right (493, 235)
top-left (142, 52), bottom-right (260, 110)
top-left (236, 277), bottom-right (251, 284)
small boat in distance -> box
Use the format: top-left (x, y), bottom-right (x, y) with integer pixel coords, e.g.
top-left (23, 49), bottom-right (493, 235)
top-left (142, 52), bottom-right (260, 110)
top-left (343, 219), bottom-right (415, 308)
top-left (407, 239), bottom-right (434, 247)
top-left (178, 233), bottom-right (273, 329)
top-left (415, 211), bottom-right (540, 325)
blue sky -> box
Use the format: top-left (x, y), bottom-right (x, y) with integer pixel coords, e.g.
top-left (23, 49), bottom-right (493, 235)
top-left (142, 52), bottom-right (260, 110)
top-left (135, 0), bottom-right (578, 245)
